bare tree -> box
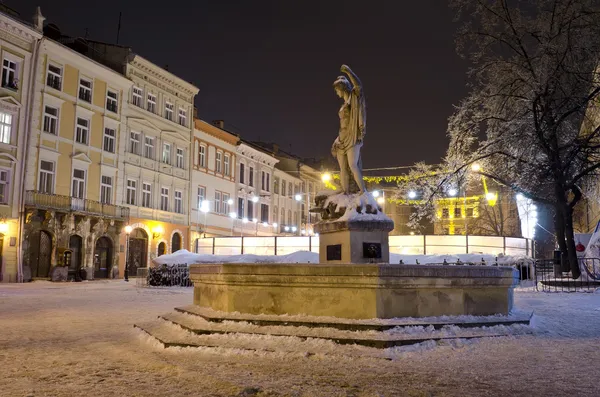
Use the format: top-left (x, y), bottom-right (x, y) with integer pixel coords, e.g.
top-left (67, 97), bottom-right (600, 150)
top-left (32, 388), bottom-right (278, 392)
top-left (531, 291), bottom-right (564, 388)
top-left (433, 0), bottom-right (600, 278)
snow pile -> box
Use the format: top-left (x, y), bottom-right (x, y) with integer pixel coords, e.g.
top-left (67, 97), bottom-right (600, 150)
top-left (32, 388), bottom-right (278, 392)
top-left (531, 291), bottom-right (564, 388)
top-left (154, 250), bottom-right (531, 268)
top-left (323, 191), bottom-right (392, 222)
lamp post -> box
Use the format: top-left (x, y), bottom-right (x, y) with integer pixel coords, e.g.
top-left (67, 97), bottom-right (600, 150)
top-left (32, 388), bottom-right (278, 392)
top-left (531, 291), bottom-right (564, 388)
top-left (229, 211), bottom-right (236, 236)
top-left (200, 200), bottom-right (210, 237)
top-left (124, 225), bottom-right (132, 282)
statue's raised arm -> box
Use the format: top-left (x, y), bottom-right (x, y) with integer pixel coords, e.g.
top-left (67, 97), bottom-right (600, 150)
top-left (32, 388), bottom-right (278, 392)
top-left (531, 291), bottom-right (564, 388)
top-left (340, 64), bottom-right (362, 93)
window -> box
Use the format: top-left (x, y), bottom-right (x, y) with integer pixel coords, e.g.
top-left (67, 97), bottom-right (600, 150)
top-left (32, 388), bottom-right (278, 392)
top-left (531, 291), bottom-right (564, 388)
top-left (160, 187), bottom-right (169, 211)
top-left (162, 143), bottom-right (171, 164)
top-left (237, 197), bottom-right (245, 219)
top-left (199, 145), bottom-right (206, 168)
top-left (247, 199), bottom-right (254, 220)
top-left (239, 163), bottom-right (245, 184)
top-left (106, 90), bottom-right (118, 112)
top-left (142, 183), bottom-right (151, 208)
top-left (197, 186), bottom-right (206, 208)
top-left (174, 190), bottom-right (183, 214)
top-left (2, 59), bottom-right (17, 90)
top-left (249, 166), bottom-right (254, 187)
top-left (46, 64), bottom-right (62, 90)
top-left (442, 208), bottom-right (449, 219)
top-left (75, 118), bottom-right (89, 145)
top-left (165, 102), bottom-right (173, 121)
top-left (178, 108), bottom-right (186, 126)
top-left (281, 208), bottom-right (284, 225)
top-left (274, 177), bottom-right (279, 194)
top-left (103, 128), bottom-right (115, 153)
top-left (223, 193), bottom-right (230, 214)
top-left (176, 148), bottom-right (184, 169)
top-left (309, 182), bottom-right (314, 193)
top-left (215, 191), bottom-right (222, 213)
top-left (132, 86), bottom-right (142, 107)
top-left (266, 173), bottom-right (270, 192)
top-left (78, 78), bottom-right (92, 102)
top-left (467, 208), bottom-right (474, 217)
top-left (273, 206), bottom-right (278, 224)
top-left (72, 169), bottom-right (85, 199)
top-left (454, 207), bottom-right (461, 218)
top-left (294, 211), bottom-right (299, 226)
top-left (144, 137), bottom-right (154, 159)
top-left (0, 169), bottom-right (8, 204)
top-left (215, 152), bottom-right (222, 173)
top-left (224, 154), bottom-right (230, 176)
top-left (0, 112), bottom-right (12, 144)
top-left (39, 161), bottom-right (54, 193)
top-left (100, 175), bottom-right (112, 204)
top-left (43, 106), bottom-right (58, 135)
top-left (261, 204), bottom-right (269, 223)
top-left (288, 209), bottom-right (292, 225)
top-left (130, 132), bottom-right (140, 154)
top-left (261, 171), bottom-right (266, 191)
top-left (147, 93), bottom-right (156, 113)
top-left (281, 180), bottom-right (286, 196)
top-left (288, 182), bottom-right (293, 198)
top-left (261, 172), bottom-right (270, 192)
top-left (126, 179), bottom-right (136, 205)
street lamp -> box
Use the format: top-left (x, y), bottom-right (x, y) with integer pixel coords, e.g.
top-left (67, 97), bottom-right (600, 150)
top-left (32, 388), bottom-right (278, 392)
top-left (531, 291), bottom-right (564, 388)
top-left (229, 211), bottom-right (236, 235)
top-left (200, 200), bottom-right (210, 237)
top-left (471, 163), bottom-right (481, 172)
top-left (448, 188), bottom-right (457, 197)
top-left (124, 225), bottom-right (132, 282)
top-left (295, 194), bottom-right (302, 201)
top-left (372, 190), bottom-right (380, 198)
top-left (408, 190), bottom-right (417, 199)
top-left (321, 172), bottom-right (331, 182)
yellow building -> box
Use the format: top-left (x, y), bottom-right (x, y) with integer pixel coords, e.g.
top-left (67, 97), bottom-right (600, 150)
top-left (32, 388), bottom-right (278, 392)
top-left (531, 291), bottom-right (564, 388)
top-left (21, 36), bottom-right (132, 280)
top-left (0, 8), bottom-right (42, 282)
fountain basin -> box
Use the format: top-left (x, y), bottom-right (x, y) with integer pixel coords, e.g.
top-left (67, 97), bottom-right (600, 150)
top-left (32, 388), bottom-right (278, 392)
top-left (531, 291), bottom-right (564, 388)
top-left (190, 263), bottom-right (519, 319)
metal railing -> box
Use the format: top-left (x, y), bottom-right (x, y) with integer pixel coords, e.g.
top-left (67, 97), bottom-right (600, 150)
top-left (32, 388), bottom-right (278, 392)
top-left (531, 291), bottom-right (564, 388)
top-left (137, 265), bottom-right (191, 287)
top-left (535, 258), bottom-right (600, 292)
top-left (25, 191), bottom-right (130, 220)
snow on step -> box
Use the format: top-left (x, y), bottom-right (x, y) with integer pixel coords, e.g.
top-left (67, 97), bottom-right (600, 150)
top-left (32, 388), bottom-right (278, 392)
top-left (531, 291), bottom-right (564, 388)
top-left (175, 305), bottom-right (533, 331)
top-left (159, 311), bottom-right (534, 349)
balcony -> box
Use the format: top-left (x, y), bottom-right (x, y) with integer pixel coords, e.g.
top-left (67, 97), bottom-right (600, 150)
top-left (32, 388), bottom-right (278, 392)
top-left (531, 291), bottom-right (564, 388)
top-left (25, 191), bottom-right (130, 220)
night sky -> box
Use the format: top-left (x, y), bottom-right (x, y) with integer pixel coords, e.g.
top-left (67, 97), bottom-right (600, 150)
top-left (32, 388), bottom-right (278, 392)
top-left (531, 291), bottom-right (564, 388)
top-left (16, 1), bottom-right (468, 170)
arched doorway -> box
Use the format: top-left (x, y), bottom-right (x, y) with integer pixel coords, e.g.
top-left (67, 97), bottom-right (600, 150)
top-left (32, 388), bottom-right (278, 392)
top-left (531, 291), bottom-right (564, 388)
top-left (31, 230), bottom-right (52, 278)
top-left (128, 228), bottom-right (148, 277)
top-left (94, 236), bottom-right (112, 279)
top-left (69, 235), bottom-right (83, 280)
top-left (157, 242), bottom-right (166, 256)
top-left (171, 232), bottom-right (181, 253)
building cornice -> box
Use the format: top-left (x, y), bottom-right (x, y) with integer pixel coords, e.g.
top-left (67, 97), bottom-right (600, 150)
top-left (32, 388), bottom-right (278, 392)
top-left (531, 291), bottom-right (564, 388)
top-left (194, 119), bottom-right (239, 146)
top-left (0, 14), bottom-right (41, 49)
top-left (237, 142), bottom-right (279, 167)
top-left (129, 55), bottom-right (199, 98)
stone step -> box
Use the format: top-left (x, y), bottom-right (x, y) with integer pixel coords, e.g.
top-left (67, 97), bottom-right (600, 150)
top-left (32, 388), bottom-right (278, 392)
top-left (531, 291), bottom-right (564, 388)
top-left (134, 319), bottom-right (390, 360)
top-left (159, 311), bottom-right (533, 349)
top-left (175, 305), bottom-right (532, 332)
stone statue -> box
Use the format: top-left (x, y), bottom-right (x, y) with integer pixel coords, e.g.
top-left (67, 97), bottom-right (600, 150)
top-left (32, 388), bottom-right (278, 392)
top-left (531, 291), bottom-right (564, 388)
top-left (331, 64), bottom-right (367, 194)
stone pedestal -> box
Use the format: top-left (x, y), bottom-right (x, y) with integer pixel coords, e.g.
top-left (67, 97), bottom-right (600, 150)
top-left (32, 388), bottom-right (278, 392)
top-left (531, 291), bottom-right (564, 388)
top-left (314, 219), bottom-right (394, 264)
top-left (190, 263), bottom-right (519, 319)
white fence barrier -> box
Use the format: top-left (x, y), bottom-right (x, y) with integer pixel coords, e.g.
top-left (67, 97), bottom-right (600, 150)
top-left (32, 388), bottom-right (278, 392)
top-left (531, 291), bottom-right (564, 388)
top-left (195, 235), bottom-right (533, 257)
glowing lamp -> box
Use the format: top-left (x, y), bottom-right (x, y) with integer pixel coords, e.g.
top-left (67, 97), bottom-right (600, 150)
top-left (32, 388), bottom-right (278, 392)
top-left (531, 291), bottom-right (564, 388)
top-left (229, 212), bottom-right (236, 219)
top-left (291, 226), bottom-right (297, 232)
top-left (227, 199), bottom-right (234, 205)
top-left (471, 163), bottom-right (481, 172)
top-left (372, 190), bottom-right (380, 198)
top-left (251, 196), bottom-right (259, 203)
top-left (273, 223), bottom-right (278, 228)
top-left (124, 225), bottom-right (132, 234)
top-left (262, 222), bottom-right (268, 227)
top-left (377, 197), bottom-right (385, 205)
top-left (448, 188), bottom-right (457, 197)
top-left (242, 217), bottom-right (249, 223)
top-left (295, 194), bottom-right (302, 201)
top-left (321, 173), bottom-right (331, 182)
top-left (408, 191), bottom-right (417, 199)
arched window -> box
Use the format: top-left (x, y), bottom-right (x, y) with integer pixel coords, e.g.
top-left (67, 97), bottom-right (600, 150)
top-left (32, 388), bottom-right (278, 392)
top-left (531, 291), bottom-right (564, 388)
top-left (171, 232), bottom-right (181, 253)
top-left (158, 242), bottom-right (166, 256)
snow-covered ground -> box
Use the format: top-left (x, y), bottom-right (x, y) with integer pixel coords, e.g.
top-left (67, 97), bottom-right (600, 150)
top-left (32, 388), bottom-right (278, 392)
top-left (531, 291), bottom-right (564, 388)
top-left (1, 282), bottom-right (599, 397)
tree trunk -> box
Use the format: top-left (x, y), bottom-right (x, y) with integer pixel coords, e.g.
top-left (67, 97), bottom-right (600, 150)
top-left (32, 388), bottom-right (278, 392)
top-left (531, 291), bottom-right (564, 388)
top-left (564, 205), bottom-right (581, 279)
top-left (554, 207), bottom-right (567, 255)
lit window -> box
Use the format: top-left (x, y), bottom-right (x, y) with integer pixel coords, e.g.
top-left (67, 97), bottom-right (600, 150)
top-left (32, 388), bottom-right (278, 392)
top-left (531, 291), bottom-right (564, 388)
top-left (222, 193), bottom-right (230, 214)
top-left (100, 175), bottom-right (112, 204)
top-left (132, 87), bottom-right (142, 107)
top-left (78, 78), bottom-right (92, 102)
top-left (0, 112), bottom-right (12, 144)
top-left (178, 108), bottom-right (186, 126)
top-left (72, 169), bottom-right (85, 199)
top-left (38, 161), bottom-right (54, 194)
top-left (46, 64), bottom-right (62, 90)
top-left (43, 106), bottom-right (58, 135)
top-left (199, 145), bottom-right (206, 168)
top-left (75, 117), bottom-right (89, 145)
top-left (197, 186), bottom-right (205, 208)
top-left (103, 128), bottom-right (115, 153)
top-left (261, 204), bottom-right (269, 223)
top-left (162, 143), bottom-right (171, 164)
top-left (215, 191), bottom-right (221, 213)
top-left (106, 90), bottom-right (118, 112)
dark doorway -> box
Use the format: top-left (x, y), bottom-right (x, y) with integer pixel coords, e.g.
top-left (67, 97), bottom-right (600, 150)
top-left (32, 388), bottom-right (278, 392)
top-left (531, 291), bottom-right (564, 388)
top-left (94, 237), bottom-right (112, 279)
top-left (158, 242), bottom-right (166, 257)
top-left (69, 235), bottom-right (83, 280)
top-left (171, 232), bottom-right (181, 253)
top-left (128, 228), bottom-right (148, 277)
top-left (31, 230), bottom-right (52, 278)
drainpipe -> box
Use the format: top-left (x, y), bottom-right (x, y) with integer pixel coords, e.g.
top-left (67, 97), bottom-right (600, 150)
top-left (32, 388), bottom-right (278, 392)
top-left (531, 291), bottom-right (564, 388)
top-left (17, 38), bottom-right (43, 282)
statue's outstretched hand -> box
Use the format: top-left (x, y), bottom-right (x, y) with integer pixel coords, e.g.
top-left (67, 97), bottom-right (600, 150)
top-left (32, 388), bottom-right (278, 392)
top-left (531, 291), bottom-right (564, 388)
top-left (340, 64), bottom-right (351, 74)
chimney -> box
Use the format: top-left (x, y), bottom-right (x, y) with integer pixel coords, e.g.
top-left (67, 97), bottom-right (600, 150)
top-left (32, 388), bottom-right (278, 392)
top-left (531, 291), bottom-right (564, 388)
top-left (272, 144), bottom-right (279, 154)
top-left (33, 7), bottom-right (45, 32)
top-left (212, 120), bottom-right (224, 129)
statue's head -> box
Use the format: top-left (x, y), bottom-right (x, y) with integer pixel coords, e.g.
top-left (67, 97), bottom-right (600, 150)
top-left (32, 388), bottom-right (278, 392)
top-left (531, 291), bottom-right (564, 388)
top-left (333, 76), bottom-right (351, 99)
